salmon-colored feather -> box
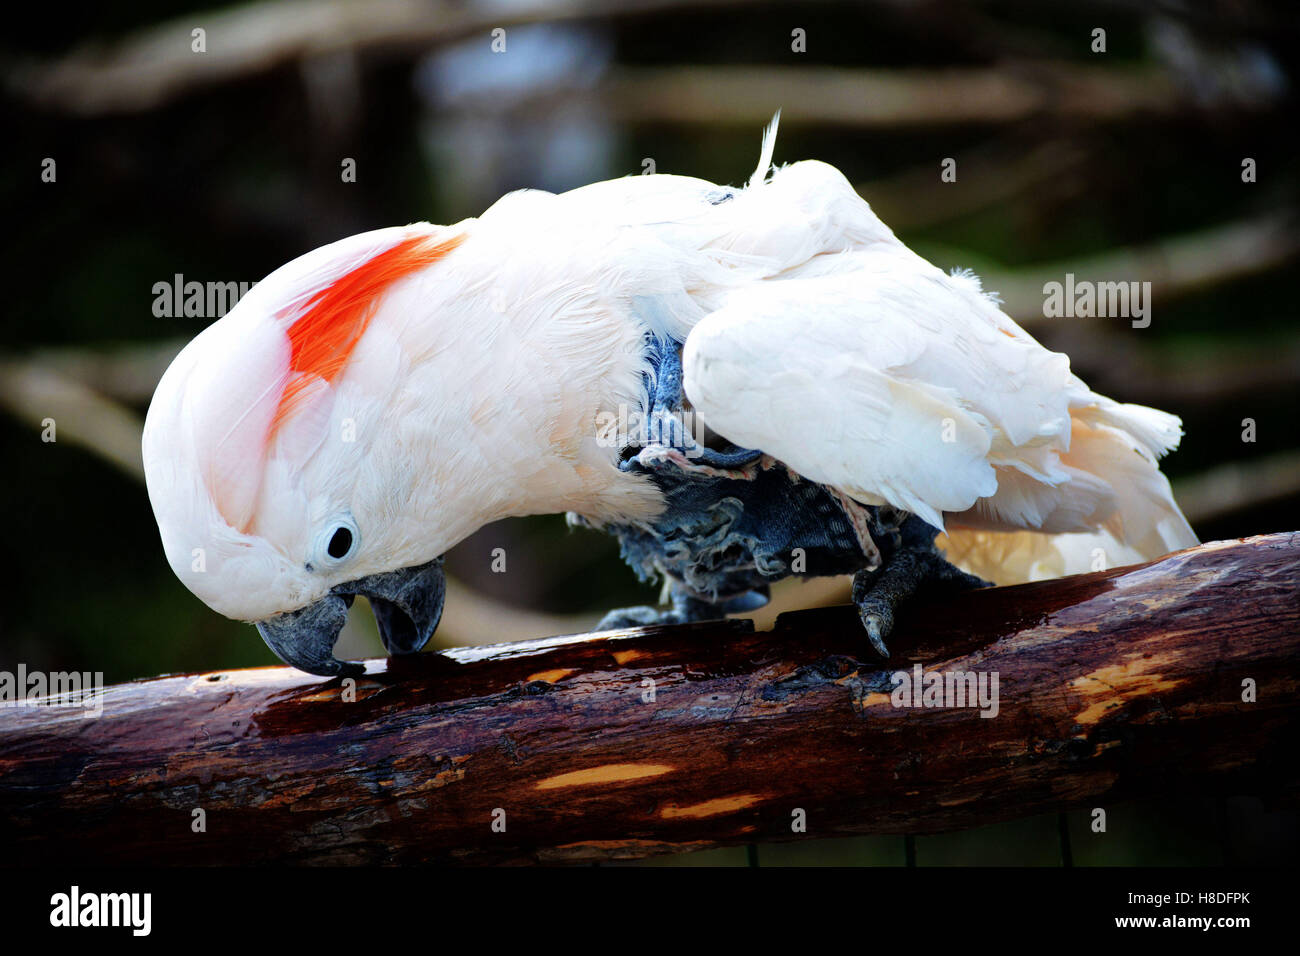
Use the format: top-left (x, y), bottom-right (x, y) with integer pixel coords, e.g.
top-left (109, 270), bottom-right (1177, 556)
top-left (270, 231), bottom-right (464, 439)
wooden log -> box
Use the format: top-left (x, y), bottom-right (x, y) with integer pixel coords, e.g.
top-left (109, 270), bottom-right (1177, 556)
top-left (1, 533), bottom-right (1296, 865)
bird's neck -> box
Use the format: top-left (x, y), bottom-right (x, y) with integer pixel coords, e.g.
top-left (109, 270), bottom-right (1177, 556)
top-left (385, 290), bottom-right (665, 555)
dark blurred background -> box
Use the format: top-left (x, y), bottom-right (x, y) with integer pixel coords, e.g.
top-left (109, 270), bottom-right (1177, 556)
top-left (1, 0), bottom-right (1296, 865)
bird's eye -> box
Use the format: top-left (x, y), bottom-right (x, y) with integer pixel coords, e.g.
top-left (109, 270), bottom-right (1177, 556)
top-left (327, 526), bottom-right (353, 559)
top-left (314, 516), bottom-right (360, 569)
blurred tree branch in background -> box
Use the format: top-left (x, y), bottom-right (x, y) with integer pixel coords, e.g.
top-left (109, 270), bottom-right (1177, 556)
top-left (10, 0), bottom-right (1284, 121)
top-left (9, 0), bottom-right (748, 114)
top-left (604, 62), bottom-right (1277, 125)
top-left (985, 213), bottom-right (1298, 325)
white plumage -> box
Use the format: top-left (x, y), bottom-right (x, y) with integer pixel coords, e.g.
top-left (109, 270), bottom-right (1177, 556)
top-left (144, 116), bottom-right (1196, 653)
top-left (578, 118), bottom-right (1196, 584)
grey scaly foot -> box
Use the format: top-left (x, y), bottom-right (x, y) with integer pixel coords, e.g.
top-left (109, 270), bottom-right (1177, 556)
top-left (851, 545), bottom-right (991, 657)
top-left (596, 583), bottom-right (769, 630)
top-left (617, 339), bottom-right (762, 474)
top-left (595, 604), bottom-right (692, 629)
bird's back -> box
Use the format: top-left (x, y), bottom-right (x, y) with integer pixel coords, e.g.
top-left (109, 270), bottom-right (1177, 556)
top-left (542, 144), bottom-right (1197, 584)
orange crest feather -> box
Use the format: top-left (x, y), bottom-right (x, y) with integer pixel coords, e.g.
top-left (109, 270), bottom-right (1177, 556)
top-left (270, 231), bottom-right (464, 438)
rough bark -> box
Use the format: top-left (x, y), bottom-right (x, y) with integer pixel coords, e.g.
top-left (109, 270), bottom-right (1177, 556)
top-left (1, 533), bottom-right (1296, 865)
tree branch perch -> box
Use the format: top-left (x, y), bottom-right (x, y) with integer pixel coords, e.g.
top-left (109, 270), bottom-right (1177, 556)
top-left (1, 533), bottom-right (1296, 865)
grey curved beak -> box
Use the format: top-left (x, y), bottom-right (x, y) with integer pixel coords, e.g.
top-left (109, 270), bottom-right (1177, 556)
top-left (255, 557), bottom-right (446, 678)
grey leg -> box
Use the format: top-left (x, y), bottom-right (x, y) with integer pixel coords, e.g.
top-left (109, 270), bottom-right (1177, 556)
top-left (596, 583), bottom-right (769, 630)
top-left (622, 343), bottom-right (762, 472)
top-left (852, 545), bottom-right (990, 657)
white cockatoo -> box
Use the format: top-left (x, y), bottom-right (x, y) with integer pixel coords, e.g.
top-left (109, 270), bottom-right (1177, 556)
top-left (143, 117), bottom-right (1197, 676)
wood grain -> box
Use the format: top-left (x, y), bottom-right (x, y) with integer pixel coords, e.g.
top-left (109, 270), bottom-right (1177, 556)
top-left (1, 533), bottom-right (1296, 865)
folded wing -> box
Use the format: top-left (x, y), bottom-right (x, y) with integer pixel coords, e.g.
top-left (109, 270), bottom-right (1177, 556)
top-left (682, 257), bottom-right (1197, 583)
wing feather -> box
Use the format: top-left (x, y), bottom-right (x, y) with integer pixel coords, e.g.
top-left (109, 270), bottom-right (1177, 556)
top-left (682, 266), bottom-right (1023, 530)
top-left (682, 256), bottom-right (1196, 567)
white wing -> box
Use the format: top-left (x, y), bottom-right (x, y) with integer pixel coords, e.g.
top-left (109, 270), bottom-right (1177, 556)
top-left (683, 260), bottom-right (1053, 531)
top-left (682, 254), bottom-right (1197, 575)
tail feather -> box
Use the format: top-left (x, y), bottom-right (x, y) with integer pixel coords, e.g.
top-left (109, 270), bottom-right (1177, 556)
top-left (939, 412), bottom-right (1197, 585)
top-left (1074, 394), bottom-right (1184, 461)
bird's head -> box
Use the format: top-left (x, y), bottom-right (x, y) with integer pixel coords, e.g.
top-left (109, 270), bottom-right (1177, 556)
top-left (143, 224), bottom-right (468, 677)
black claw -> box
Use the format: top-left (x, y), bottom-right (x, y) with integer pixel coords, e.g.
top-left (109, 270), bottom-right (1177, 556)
top-left (858, 608), bottom-right (893, 658)
top-left (596, 582), bottom-right (770, 631)
top-left (596, 606), bottom-right (672, 630)
top-left (852, 542), bottom-right (988, 660)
